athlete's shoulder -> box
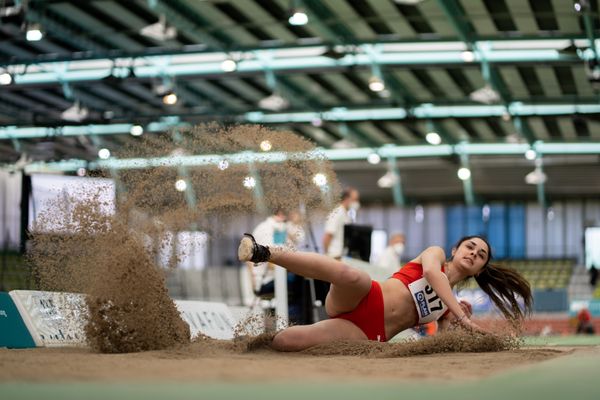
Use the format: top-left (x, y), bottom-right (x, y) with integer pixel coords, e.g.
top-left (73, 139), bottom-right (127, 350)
top-left (412, 246), bottom-right (446, 264)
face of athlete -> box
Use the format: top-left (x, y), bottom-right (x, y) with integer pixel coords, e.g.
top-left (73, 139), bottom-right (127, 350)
top-left (451, 237), bottom-right (489, 276)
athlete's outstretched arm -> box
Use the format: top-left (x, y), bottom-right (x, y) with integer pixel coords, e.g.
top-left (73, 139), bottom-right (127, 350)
top-left (420, 247), bottom-right (488, 334)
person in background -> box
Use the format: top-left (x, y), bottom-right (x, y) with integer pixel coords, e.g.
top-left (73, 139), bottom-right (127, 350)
top-left (375, 232), bottom-right (406, 272)
top-left (322, 187), bottom-right (360, 260)
top-left (589, 265), bottom-right (598, 288)
top-left (576, 307), bottom-right (595, 335)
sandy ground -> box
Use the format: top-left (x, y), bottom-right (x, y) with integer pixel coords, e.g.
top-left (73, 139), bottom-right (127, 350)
top-left (0, 343), bottom-right (576, 383)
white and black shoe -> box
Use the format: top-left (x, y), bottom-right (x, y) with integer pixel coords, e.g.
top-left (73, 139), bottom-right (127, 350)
top-left (238, 233), bottom-right (271, 264)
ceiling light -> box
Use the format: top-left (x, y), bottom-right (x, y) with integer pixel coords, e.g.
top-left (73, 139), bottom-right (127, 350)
top-left (243, 176), bottom-right (256, 189)
top-left (331, 139), bottom-right (356, 149)
top-left (175, 179), bottom-right (187, 192)
top-left (0, 4), bottom-right (23, 17)
top-left (26, 24), bottom-right (43, 41)
top-left (574, 2), bottom-right (582, 12)
top-left (288, 10), bottom-right (308, 26)
top-left (461, 51), bottom-right (475, 62)
top-left (425, 132), bottom-right (442, 145)
top-left (457, 167), bottom-right (471, 180)
top-left (260, 140), bottom-right (272, 152)
top-left (0, 72), bottom-right (12, 85)
top-left (61, 103), bottom-right (89, 122)
top-left (221, 58), bottom-right (237, 72)
top-left (377, 170), bottom-right (398, 188)
top-left (368, 76), bottom-right (385, 92)
top-left (130, 125), bottom-right (144, 136)
top-left (258, 93), bottom-right (289, 111)
top-left (470, 85), bottom-right (500, 104)
top-left (162, 92), bottom-right (178, 105)
top-left (139, 15), bottom-right (177, 41)
top-left (98, 148), bottom-right (111, 160)
top-left (525, 168), bottom-right (547, 185)
top-left (312, 173), bottom-right (327, 187)
top-left (525, 149), bottom-right (536, 160)
top-left (218, 160), bottom-right (229, 170)
top-left (367, 152), bottom-right (381, 164)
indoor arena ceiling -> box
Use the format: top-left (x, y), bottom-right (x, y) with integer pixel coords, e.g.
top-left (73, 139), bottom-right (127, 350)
top-left (0, 0), bottom-right (599, 203)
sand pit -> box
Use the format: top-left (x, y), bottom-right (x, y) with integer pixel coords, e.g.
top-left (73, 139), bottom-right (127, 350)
top-left (0, 344), bottom-right (573, 383)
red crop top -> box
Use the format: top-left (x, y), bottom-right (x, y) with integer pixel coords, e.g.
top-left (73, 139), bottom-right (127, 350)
top-left (391, 261), bottom-right (450, 324)
top-left (392, 261), bottom-right (445, 288)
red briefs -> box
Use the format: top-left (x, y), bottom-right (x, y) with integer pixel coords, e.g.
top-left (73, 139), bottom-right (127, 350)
top-left (333, 280), bottom-right (387, 342)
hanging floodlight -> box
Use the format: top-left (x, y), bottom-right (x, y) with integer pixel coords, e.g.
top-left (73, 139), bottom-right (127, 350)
top-left (175, 179), bottom-right (187, 192)
top-left (457, 167), bottom-right (471, 180)
top-left (288, 10), bottom-right (308, 26)
top-left (98, 148), bottom-right (111, 160)
top-left (461, 51), bottom-right (475, 62)
top-left (140, 14), bottom-right (177, 41)
top-left (377, 170), bottom-right (397, 188)
top-left (26, 24), bottom-right (43, 41)
top-left (258, 93), bottom-right (289, 111)
top-left (368, 76), bottom-right (385, 92)
top-left (0, 71), bottom-right (12, 85)
top-left (425, 132), bottom-right (442, 145)
top-left (260, 140), bottom-right (272, 152)
top-left (221, 58), bottom-right (237, 72)
top-left (525, 167), bottom-right (547, 185)
top-left (162, 92), bottom-right (178, 105)
top-left (470, 85), bottom-right (500, 104)
top-left (61, 102), bottom-right (89, 122)
top-left (218, 160), bottom-right (229, 170)
top-left (525, 149), bottom-right (536, 160)
top-left (367, 152), bottom-right (381, 164)
top-left (130, 125), bottom-right (144, 136)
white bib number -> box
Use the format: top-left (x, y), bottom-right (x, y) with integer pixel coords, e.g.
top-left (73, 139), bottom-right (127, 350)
top-left (408, 277), bottom-right (448, 324)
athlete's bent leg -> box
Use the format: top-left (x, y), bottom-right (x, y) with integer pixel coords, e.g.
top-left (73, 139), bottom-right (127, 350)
top-left (271, 319), bottom-right (368, 352)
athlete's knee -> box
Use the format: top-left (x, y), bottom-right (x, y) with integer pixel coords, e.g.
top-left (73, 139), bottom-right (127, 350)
top-left (336, 266), bottom-right (365, 286)
top-left (271, 328), bottom-right (306, 351)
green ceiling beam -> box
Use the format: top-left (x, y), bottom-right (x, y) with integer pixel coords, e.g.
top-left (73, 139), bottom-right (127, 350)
top-left (5, 43), bottom-right (584, 86)
top-left (245, 103), bottom-right (600, 123)
top-left (14, 142), bottom-right (600, 174)
top-left (2, 102), bottom-right (600, 140)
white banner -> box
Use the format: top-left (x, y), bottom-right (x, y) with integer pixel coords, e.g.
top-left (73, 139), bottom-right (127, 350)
top-left (9, 290), bottom-right (237, 346)
top-left (9, 290), bottom-right (87, 347)
top-left (175, 300), bottom-right (236, 340)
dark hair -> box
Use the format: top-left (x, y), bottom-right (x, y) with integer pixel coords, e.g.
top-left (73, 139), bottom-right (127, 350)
top-left (341, 187), bottom-right (357, 201)
top-left (454, 235), bottom-right (533, 321)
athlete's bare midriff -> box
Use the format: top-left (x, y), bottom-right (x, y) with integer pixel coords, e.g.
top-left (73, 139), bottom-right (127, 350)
top-left (380, 278), bottom-right (419, 339)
